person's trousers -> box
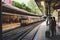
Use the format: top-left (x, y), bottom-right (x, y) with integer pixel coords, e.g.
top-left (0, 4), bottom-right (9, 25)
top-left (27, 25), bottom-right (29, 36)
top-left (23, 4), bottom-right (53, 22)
top-left (51, 29), bottom-right (56, 37)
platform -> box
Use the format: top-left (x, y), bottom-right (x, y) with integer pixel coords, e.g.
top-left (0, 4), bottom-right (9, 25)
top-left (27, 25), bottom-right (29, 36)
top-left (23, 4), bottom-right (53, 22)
top-left (2, 23), bottom-right (20, 31)
top-left (34, 21), bottom-right (60, 40)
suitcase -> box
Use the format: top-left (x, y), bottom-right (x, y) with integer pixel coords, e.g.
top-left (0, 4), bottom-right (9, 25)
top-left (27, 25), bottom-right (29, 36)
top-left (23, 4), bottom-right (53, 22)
top-left (45, 30), bottom-right (50, 38)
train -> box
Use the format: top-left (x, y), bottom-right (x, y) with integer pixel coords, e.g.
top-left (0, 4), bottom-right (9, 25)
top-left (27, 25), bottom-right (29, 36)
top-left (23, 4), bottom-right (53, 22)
top-left (2, 12), bottom-right (42, 26)
top-left (21, 15), bottom-right (41, 26)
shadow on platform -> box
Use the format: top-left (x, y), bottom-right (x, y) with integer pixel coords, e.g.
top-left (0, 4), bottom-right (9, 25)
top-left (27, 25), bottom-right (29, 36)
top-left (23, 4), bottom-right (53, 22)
top-left (46, 35), bottom-right (60, 40)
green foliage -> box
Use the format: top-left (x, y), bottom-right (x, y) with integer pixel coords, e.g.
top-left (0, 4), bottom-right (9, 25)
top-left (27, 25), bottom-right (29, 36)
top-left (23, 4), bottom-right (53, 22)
top-left (26, 6), bottom-right (32, 12)
top-left (12, 1), bottom-right (23, 8)
top-left (28, 0), bottom-right (42, 14)
top-left (12, 1), bottom-right (32, 12)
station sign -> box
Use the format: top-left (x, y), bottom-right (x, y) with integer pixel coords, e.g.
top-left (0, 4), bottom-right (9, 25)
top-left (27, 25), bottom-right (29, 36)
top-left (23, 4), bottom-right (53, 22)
top-left (2, 0), bottom-right (12, 5)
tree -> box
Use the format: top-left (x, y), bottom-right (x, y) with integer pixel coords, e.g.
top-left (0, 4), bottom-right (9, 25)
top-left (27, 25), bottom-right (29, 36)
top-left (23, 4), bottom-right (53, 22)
top-left (28, 0), bottom-right (42, 15)
top-left (12, 1), bottom-right (22, 8)
top-left (12, 1), bottom-right (32, 12)
top-left (26, 6), bottom-right (32, 12)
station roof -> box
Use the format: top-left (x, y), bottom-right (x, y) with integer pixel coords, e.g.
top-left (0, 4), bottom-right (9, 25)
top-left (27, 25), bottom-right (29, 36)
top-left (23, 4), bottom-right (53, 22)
top-left (35, 0), bottom-right (60, 10)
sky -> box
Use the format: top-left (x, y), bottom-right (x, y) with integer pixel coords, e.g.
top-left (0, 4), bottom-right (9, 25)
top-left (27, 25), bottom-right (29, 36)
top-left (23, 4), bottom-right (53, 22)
top-left (13, 0), bottom-right (30, 6)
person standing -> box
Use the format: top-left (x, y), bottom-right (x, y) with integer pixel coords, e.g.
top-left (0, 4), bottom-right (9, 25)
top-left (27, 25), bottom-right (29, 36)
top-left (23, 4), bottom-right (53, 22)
top-left (49, 17), bottom-right (53, 37)
top-left (52, 17), bottom-right (56, 37)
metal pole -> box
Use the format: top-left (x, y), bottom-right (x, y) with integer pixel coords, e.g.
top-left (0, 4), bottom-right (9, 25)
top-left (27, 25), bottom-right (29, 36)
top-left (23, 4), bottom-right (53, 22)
top-left (46, 6), bottom-right (48, 26)
top-left (48, 2), bottom-right (51, 18)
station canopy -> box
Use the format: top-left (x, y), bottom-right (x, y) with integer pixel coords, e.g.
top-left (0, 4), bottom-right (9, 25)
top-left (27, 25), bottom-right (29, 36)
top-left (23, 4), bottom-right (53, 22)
top-left (35, 0), bottom-right (60, 10)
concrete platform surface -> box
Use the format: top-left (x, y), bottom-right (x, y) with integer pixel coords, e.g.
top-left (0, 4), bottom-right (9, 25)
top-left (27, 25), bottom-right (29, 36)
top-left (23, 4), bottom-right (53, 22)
top-left (33, 21), bottom-right (60, 40)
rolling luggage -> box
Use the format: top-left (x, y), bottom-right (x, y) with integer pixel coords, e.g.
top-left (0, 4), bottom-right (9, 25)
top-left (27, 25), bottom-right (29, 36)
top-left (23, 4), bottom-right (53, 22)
top-left (45, 30), bottom-right (50, 38)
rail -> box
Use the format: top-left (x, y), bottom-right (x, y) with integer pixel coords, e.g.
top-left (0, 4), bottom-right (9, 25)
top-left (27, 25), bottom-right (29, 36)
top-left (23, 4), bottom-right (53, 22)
top-left (2, 22), bottom-right (41, 40)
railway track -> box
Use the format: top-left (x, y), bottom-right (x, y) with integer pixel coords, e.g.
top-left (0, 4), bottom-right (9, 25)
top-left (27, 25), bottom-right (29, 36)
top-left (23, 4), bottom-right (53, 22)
top-left (2, 22), bottom-right (41, 40)
top-left (20, 24), bottom-right (40, 40)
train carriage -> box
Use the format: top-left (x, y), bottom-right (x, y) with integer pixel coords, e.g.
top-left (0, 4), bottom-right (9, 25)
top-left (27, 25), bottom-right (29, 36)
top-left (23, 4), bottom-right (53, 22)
top-left (2, 12), bottom-right (21, 24)
top-left (2, 12), bottom-right (42, 26)
top-left (20, 15), bottom-right (41, 26)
